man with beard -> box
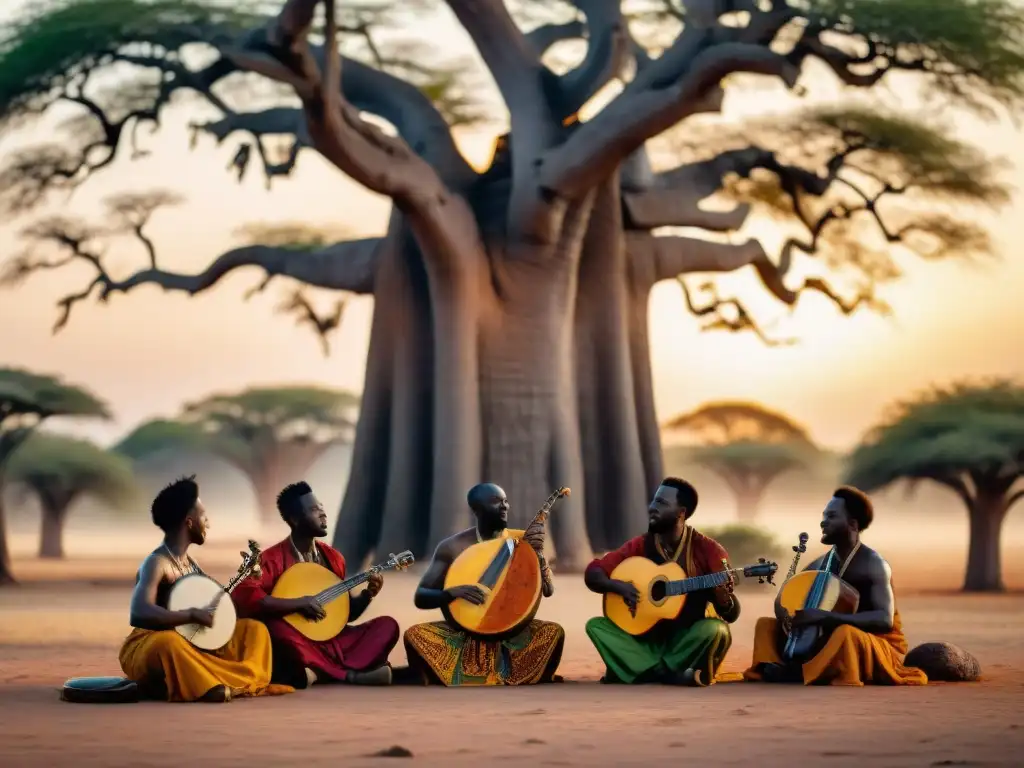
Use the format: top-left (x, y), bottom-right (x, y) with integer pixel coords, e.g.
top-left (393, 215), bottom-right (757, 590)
top-left (583, 477), bottom-right (738, 686)
top-left (232, 481), bottom-right (400, 686)
top-left (402, 483), bottom-right (565, 686)
top-left (743, 486), bottom-right (927, 686)
top-left (119, 476), bottom-right (293, 702)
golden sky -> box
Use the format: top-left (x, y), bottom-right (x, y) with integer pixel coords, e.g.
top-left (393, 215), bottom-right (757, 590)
top-left (1, 1), bottom-right (1023, 453)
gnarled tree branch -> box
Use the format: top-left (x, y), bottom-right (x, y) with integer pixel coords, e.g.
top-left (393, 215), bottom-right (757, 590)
top-left (4, 213), bottom-right (382, 332)
top-left (623, 144), bottom-right (837, 231)
top-left (537, 41), bottom-right (799, 200)
top-left (551, 1), bottom-right (630, 120)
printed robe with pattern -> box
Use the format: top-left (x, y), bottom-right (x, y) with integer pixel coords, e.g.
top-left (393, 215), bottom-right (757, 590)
top-left (118, 556), bottom-right (294, 702)
top-left (585, 527), bottom-right (739, 684)
top-left (232, 539), bottom-right (400, 684)
top-left (743, 548), bottom-right (928, 686)
top-left (403, 528), bottom-right (566, 686)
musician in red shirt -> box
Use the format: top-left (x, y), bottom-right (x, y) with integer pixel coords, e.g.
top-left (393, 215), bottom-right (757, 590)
top-left (232, 482), bottom-right (400, 687)
top-left (583, 477), bottom-right (739, 686)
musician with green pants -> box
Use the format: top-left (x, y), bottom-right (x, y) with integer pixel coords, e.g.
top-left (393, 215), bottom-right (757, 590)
top-left (583, 478), bottom-right (740, 686)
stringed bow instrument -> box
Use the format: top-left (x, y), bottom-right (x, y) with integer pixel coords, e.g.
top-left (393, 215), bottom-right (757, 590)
top-left (777, 532), bottom-right (860, 661)
top-left (605, 555), bottom-right (778, 635)
top-left (272, 550), bottom-right (415, 642)
top-left (442, 487), bottom-right (570, 640)
top-left (167, 539), bottom-right (262, 651)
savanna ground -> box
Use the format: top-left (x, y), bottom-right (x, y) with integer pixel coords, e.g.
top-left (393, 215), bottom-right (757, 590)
top-left (1, 542), bottom-right (1023, 768)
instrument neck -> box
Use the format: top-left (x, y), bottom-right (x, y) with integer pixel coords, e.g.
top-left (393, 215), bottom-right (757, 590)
top-left (665, 568), bottom-right (739, 596)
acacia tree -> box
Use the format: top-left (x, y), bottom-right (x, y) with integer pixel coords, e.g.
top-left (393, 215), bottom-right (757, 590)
top-left (662, 401), bottom-right (819, 522)
top-left (7, 433), bottom-right (137, 558)
top-left (0, 369), bottom-right (110, 582)
top-left (2, 0), bottom-right (1022, 568)
top-left (846, 381), bottom-right (1024, 593)
top-left (115, 386), bottom-right (360, 526)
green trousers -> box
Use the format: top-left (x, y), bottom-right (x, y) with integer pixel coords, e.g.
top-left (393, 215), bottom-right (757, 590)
top-left (585, 617), bottom-right (732, 684)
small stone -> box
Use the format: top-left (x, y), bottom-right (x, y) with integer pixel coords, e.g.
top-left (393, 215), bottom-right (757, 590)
top-left (370, 746), bottom-right (413, 758)
top-left (904, 642), bottom-right (982, 682)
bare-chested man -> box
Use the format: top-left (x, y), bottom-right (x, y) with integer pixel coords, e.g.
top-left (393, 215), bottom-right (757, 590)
top-left (744, 485), bottom-right (927, 686)
top-left (118, 475), bottom-right (293, 701)
top-left (402, 483), bottom-right (565, 686)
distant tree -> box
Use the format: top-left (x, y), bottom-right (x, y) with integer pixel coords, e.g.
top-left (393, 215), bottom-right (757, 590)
top-left (7, 433), bottom-right (137, 558)
top-left (846, 381), bottom-right (1024, 592)
top-left (115, 386), bottom-right (360, 526)
top-left (702, 523), bottom-right (784, 574)
top-left (0, 368), bottom-right (110, 582)
top-left (662, 401), bottom-right (819, 522)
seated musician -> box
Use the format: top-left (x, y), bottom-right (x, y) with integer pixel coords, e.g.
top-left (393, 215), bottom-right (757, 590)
top-left (743, 486), bottom-right (927, 686)
top-left (119, 476), bottom-right (292, 702)
top-left (584, 477), bottom-right (738, 687)
top-left (402, 483), bottom-right (565, 686)
top-left (231, 482), bottom-right (400, 687)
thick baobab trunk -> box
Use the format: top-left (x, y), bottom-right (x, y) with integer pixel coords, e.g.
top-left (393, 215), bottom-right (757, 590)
top-left (477, 251), bottom-right (591, 569)
top-left (575, 178), bottom-right (651, 552)
top-left (366, 219), bottom-right (436, 567)
top-left (38, 500), bottom-right (67, 559)
top-left (0, 491), bottom-right (14, 585)
top-left (963, 488), bottom-right (1008, 592)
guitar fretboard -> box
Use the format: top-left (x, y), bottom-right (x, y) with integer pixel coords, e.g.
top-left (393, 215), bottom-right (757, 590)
top-left (665, 569), bottom-right (740, 597)
top-left (316, 564), bottom-right (399, 604)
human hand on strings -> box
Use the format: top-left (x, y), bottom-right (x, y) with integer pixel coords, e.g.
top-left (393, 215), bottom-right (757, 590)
top-left (188, 607), bottom-right (216, 628)
top-left (612, 580), bottom-right (641, 616)
top-left (295, 596), bottom-right (327, 621)
top-left (366, 571), bottom-right (384, 598)
top-left (791, 608), bottom-right (829, 627)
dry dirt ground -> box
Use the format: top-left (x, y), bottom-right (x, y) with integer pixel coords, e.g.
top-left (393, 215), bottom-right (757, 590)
top-left (1, 548), bottom-right (1022, 768)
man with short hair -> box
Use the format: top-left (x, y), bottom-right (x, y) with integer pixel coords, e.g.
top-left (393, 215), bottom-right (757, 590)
top-left (402, 483), bottom-right (565, 686)
top-left (119, 476), bottom-right (292, 702)
top-left (583, 477), bottom-right (739, 687)
top-left (744, 486), bottom-right (927, 686)
top-left (232, 481), bottom-right (400, 687)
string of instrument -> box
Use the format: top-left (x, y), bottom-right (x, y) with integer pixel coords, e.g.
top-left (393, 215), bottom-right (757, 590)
top-left (168, 489), bottom-right (855, 657)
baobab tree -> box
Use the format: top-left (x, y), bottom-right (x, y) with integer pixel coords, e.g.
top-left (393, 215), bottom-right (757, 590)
top-left (662, 401), bottom-right (819, 524)
top-left (2, 0), bottom-right (1022, 568)
top-left (0, 368), bottom-right (110, 583)
top-left (115, 385), bottom-right (360, 526)
top-left (7, 433), bottom-right (137, 559)
top-left (846, 381), bottom-right (1024, 593)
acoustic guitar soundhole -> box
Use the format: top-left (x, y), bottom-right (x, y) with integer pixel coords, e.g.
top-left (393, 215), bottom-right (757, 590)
top-left (477, 544), bottom-right (541, 634)
top-left (649, 579), bottom-right (667, 602)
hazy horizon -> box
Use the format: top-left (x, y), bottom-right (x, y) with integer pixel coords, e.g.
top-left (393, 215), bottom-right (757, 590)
top-left (2, 1), bottom-right (1024, 456)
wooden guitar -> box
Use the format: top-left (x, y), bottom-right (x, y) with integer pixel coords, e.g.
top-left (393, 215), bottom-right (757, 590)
top-left (777, 534), bottom-right (860, 661)
top-left (167, 539), bottom-right (262, 651)
top-left (605, 556), bottom-right (778, 635)
top-left (271, 550), bottom-right (415, 642)
top-left (442, 487), bottom-right (569, 640)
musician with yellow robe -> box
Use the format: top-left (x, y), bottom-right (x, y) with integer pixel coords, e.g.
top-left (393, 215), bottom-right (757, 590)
top-left (744, 486), bottom-right (927, 686)
top-left (118, 476), bottom-right (293, 702)
top-left (402, 483), bottom-right (565, 686)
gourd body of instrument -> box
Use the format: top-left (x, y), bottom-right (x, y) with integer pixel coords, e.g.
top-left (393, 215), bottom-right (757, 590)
top-left (605, 556), bottom-right (778, 635)
top-left (778, 569), bottom-right (860, 660)
top-left (442, 487), bottom-right (569, 640)
top-left (168, 574), bottom-right (238, 651)
top-left (169, 539), bottom-right (262, 651)
top-left (272, 551), bottom-right (414, 642)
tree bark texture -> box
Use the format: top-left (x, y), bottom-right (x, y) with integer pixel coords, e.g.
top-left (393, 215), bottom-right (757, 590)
top-left (963, 487), bottom-right (1008, 592)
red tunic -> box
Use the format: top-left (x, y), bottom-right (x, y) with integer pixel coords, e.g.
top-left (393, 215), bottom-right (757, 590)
top-left (586, 529), bottom-right (732, 630)
top-left (231, 539), bottom-right (399, 682)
